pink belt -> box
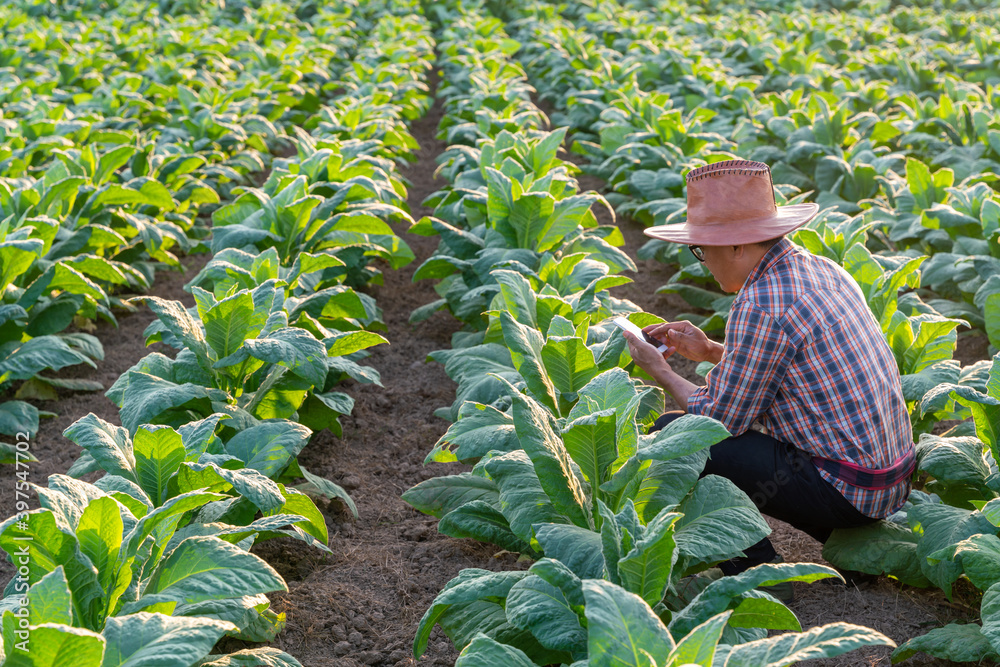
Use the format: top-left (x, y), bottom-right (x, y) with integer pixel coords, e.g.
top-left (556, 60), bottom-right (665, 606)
top-left (812, 449), bottom-right (915, 490)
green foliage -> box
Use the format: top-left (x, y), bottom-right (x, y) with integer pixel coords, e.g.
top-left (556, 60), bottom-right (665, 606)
top-left (824, 352), bottom-right (1000, 658)
top-left (437, 569), bottom-right (894, 666)
top-left (0, 476), bottom-right (303, 665)
top-left (0, 2), bottom-right (435, 665)
top-left (105, 282), bottom-right (386, 439)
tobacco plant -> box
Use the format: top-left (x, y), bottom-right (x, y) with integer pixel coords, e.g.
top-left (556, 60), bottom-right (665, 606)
top-left (0, 472), bottom-right (303, 666)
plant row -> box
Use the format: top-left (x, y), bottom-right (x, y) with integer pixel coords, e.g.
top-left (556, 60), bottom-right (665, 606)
top-left (0, 1), bottom-right (433, 665)
top-left (401, 2), bottom-right (897, 665)
top-left (0, 0), bottom-right (370, 452)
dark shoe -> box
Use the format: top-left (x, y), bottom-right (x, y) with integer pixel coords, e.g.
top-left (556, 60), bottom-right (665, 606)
top-left (823, 566), bottom-right (878, 589)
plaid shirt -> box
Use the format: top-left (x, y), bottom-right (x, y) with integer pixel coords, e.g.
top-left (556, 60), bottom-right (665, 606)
top-left (687, 239), bottom-right (913, 518)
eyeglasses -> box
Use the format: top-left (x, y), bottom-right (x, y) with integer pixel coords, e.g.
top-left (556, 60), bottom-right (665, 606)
top-left (688, 245), bottom-right (705, 262)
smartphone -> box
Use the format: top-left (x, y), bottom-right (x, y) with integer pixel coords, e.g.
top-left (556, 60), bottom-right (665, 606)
top-left (613, 317), bottom-right (669, 353)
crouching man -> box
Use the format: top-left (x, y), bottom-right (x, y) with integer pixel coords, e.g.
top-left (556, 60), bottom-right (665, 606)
top-left (623, 160), bottom-right (914, 589)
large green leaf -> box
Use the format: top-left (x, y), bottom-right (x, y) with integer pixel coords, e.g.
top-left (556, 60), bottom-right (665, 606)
top-left (27, 567), bottom-right (73, 626)
top-left (96, 177), bottom-right (175, 210)
top-left (265, 486), bottom-right (328, 546)
top-left (921, 383), bottom-right (1000, 465)
top-left (980, 498), bottom-right (1000, 528)
top-left (2, 622), bottom-right (104, 667)
top-left (221, 328), bottom-right (327, 388)
top-left (944, 533), bottom-right (1000, 592)
top-left (893, 621), bottom-right (998, 663)
top-left (581, 579), bottom-right (674, 667)
top-left (983, 582), bottom-right (1000, 656)
top-left (916, 434), bottom-right (992, 499)
top-left (901, 316), bottom-right (961, 375)
top-left (76, 497), bottom-right (125, 608)
top-left (414, 569), bottom-right (530, 658)
top-left (505, 574), bottom-right (586, 652)
top-left (534, 523), bottom-right (605, 579)
top-left (484, 450), bottom-right (568, 541)
top-left (454, 633), bottom-right (537, 667)
top-left (0, 401), bottom-right (39, 438)
top-left (437, 500), bottom-right (534, 555)
top-left (199, 647), bottom-right (303, 667)
top-left (669, 562), bottom-right (839, 638)
top-left (0, 510), bottom-right (103, 630)
top-left (571, 369), bottom-right (643, 459)
top-left (438, 596), bottom-right (569, 665)
top-left (823, 521), bottom-right (930, 587)
top-left (64, 414), bottom-right (136, 482)
top-left (115, 373), bottom-right (222, 435)
top-left (632, 453), bottom-right (708, 524)
top-left (200, 290), bottom-right (257, 362)
top-left (174, 592), bottom-right (282, 642)
top-left (537, 194), bottom-right (605, 252)
top-left (425, 403), bottom-right (518, 463)
top-left (674, 475), bottom-right (770, 564)
top-left (0, 239), bottom-right (44, 292)
top-left (507, 189), bottom-right (555, 249)
top-left (135, 297), bottom-right (210, 365)
top-left (908, 502), bottom-right (996, 596)
top-left (224, 421), bottom-right (311, 478)
top-left (325, 330), bottom-right (388, 357)
top-left (561, 410), bottom-right (617, 505)
top-left (124, 491), bottom-right (225, 562)
top-left (95, 145), bottom-right (137, 186)
top-left (570, 368), bottom-right (637, 417)
top-left (492, 269), bottom-right (538, 328)
top-left (508, 386), bottom-right (591, 529)
top-left (530, 557), bottom-right (585, 608)
top-left (0, 335), bottom-right (96, 383)
top-left (542, 336), bottom-right (599, 398)
top-left (637, 414), bottom-right (731, 462)
top-left (666, 611), bottom-right (731, 667)
top-left (134, 536), bottom-right (285, 611)
top-left (133, 426), bottom-right (186, 506)
top-left (402, 474), bottom-right (499, 519)
top-left (728, 596), bottom-right (801, 631)
top-left (431, 345), bottom-right (516, 415)
top-left (101, 612), bottom-right (236, 667)
top-left (501, 312), bottom-right (560, 415)
top-left (618, 509), bottom-right (681, 607)
top-left (725, 621), bottom-right (894, 666)
top-left (172, 463), bottom-right (285, 514)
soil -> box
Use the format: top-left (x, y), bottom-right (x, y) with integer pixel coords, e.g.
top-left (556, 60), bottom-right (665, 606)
top-left (0, 83), bottom-right (985, 667)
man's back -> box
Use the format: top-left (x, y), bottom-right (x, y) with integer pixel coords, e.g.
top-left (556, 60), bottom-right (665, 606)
top-left (689, 238), bottom-right (913, 518)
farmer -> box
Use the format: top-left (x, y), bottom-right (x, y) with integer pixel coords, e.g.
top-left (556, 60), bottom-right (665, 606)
top-left (622, 159), bottom-right (914, 589)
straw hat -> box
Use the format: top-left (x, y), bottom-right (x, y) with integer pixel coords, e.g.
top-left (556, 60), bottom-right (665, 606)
top-left (643, 160), bottom-right (819, 245)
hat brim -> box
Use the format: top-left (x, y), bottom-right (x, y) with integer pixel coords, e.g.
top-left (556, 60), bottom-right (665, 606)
top-left (643, 203), bottom-right (820, 245)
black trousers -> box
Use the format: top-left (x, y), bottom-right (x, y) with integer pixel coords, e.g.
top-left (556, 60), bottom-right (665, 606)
top-left (651, 411), bottom-right (876, 574)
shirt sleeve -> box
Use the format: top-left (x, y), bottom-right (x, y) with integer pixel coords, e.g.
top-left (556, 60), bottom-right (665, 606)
top-left (686, 300), bottom-right (796, 436)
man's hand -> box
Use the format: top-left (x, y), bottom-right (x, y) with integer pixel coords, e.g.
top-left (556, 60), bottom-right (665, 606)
top-left (622, 330), bottom-right (698, 411)
top-left (623, 331), bottom-right (674, 377)
top-left (643, 321), bottom-right (723, 364)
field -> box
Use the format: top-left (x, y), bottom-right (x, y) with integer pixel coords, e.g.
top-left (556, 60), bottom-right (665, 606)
top-left (0, 0), bottom-right (999, 665)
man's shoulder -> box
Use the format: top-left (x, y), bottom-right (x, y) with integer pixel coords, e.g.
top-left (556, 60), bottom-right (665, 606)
top-left (743, 249), bottom-right (866, 333)
top-left (746, 249), bottom-right (837, 302)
